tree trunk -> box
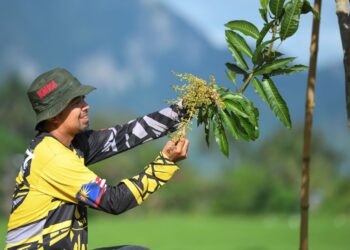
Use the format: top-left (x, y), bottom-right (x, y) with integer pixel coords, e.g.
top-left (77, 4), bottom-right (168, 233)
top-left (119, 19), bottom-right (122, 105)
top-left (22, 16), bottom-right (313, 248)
top-left (300, 1), bottom-right (322, 250)
top-left (335, 0), bottom-right (350, 127)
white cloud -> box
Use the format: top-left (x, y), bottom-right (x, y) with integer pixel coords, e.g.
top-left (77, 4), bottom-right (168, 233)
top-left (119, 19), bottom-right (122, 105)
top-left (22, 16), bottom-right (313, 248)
top-left (148, 6), bottom-right (176, 52)
top-left (125, 39), bottom-right (156, 86)
top-left (76, 52), bottom-right (132, 92)
top-left (1, 48), bottom-right (40, 83)
top-left (76, 49), bottom-right (157, 93)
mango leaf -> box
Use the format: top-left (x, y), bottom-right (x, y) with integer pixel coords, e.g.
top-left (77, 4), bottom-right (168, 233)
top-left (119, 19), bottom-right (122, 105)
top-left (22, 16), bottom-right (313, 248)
top-left (252, 77), bottom-right (268, 103)
top-left (259, 8), bottom-right (268, 23)
top-left (261, 78), bottom-right (291, 128)
top-left (269, 0), bottom-right (285, 17)
top-left (220, 92), bottom-right (245, 103)
top-left (226, 39), bottom-right (249, 69)
top-left (270, 64), bottom-right (308, 76)
top-left (254, 57), bottom-right (295, 75)
top-left (223, 94), bottom-right (259, 130)
top-left (225, 70), bottom-right (237, 85)
top-left (204, 107), bottom-right (215, 147)
top-left (225, 20), bottom-right (260, 39)
top-left (225, 30), bottom-right (253, 58)
top-left (252, 37), bottom-right (278, 65)
top-left (237, 99), bottom-right (259, 127)
top-left (237, 115), bottom-right (258, 140)
top-left (219, 109), bottom-right (239, 140)
top-left (280, 0), bottom-right (303, 40)
top-left (197, 107), bottom-right (204, 126)
top-left (256, 21), bottom-right (274, 46)
top-left (213, 116), bottom-right (229, 157)
top-left (270, 50), bottom-right (284, 58)
top-left (301, 0), bottom-right (319, 18)
top-left (204, 118), bottom-right (211, 147)
top-left (226, 63), bottom-right (248, 75)
top-left (260, 0), bottom-right (269, 9)
top-left (224, 100), bottom-right (249, 119)
top-left (230, 114), bottom-right (250, 141)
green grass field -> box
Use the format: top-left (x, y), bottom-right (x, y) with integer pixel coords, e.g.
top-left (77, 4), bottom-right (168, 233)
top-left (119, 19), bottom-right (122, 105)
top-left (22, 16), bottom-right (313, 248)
top-left (87, 213), bottom-right (350, 250)
top-left (1, 214), bottom-right (349, 249)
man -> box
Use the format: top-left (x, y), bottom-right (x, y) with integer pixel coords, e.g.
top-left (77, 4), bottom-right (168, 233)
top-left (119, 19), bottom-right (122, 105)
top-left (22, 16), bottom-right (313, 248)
top-left (5, 68), bottom-right (189, 250)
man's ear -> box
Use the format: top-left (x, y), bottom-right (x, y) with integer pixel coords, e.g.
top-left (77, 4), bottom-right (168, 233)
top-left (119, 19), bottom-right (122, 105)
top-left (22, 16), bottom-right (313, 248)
top-left (48, 115), bottom-right (61, 125)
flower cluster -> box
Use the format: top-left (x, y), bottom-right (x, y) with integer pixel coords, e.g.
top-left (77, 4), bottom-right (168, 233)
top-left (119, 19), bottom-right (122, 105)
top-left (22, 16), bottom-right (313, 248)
top-left (170, 73), bottom-right (225, 140)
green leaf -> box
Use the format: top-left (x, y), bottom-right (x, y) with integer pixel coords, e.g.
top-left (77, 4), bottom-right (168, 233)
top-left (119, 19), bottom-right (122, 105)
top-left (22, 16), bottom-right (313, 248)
top-left (220, 92), bottom-right (244, 102)
top-left (270, 64), bottom-right (308, 76)
top-left (237, 99), bottom-right (259, 128)
top-left (224, 100), bottom-right (249, 119)
top-left (197, 108), bottom-right (203, 126)
top-left (231, 115), bottom-right (250, 141)
top-left (226, 39), bottom-right (249, 70)
top-left (238, 116), bottom-right (259, 140)
top-left (301, 0), bottom-right (319, 19)
top-left (204, 117), bottom-right (211, 147)
top-left (219, 109), bottom-right (239, 140)
top-left (252, 37), bottom-right (278, 65)
top-left (254, 57), bottom-right (295, 75)
top-left (226, 63), bottom-right (248, 75)
top-left (256, 21), bottom-right (274, 46)
top-left (269, 0), bottom-right (285, 17)
top-left (213, 117), bottom-right (229, 157)
top-left (252, 77), bottom-right (268, 103)
top-left (261, 78), bottom-right (292, 128)
top-left (225, 70), bottom-right (237, 85)
top-left (280, 0), bottom-right (303, 40)
top-left (259, 8), bottom-right (268, 23)
top-left (223, 95), bottom-right (259, 131)
top-left (225, 20), bottom-right (260, 39)
top-left (204, 107), bottom-right (215, 147)
top-left (260, 0), bottom-right (269, 9)
top-left (263, 50), bottom-right (284, 63)
top-left (225, 30), bottom-right (253, 58)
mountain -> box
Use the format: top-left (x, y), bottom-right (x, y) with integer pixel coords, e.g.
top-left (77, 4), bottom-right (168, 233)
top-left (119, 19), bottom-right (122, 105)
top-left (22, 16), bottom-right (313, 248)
top-left (0, 0), bottom-right (230, 108)
top-left (0, 0), bottom-right (348, 166)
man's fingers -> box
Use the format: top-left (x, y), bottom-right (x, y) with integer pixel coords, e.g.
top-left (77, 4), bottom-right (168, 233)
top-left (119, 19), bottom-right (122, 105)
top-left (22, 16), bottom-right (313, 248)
top-left (182, 139), bottom-right (190, 156)
top-left (176, 136), bottom-right (185, 150)
top-left (162, 141), bottom-right (175, 158)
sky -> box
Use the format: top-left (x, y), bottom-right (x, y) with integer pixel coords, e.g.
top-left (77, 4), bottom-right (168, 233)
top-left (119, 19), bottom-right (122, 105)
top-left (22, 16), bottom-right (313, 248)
top-left (158, 0), bottom-right (343, 68)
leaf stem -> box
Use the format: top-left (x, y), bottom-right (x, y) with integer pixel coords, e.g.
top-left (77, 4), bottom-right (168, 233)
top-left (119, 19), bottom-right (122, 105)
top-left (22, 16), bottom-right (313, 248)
top-left (268, 24), bottom-right (277, 55)
top-left (238, 73), bottom-right (254, 93)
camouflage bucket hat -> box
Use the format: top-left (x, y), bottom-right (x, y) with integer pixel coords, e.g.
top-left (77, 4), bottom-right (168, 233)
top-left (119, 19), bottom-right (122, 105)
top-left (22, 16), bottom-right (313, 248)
top-left (27, 68), bottom-right (96, 129)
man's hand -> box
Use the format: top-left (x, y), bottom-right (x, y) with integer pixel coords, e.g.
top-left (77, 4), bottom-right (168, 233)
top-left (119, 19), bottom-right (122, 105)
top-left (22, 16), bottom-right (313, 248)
top-left (162, 130), bottom-right (189, 162)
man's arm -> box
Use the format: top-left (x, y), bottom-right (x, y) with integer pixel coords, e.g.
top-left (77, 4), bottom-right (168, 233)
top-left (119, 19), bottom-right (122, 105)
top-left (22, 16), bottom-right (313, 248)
top-left (77, 152), bottom-right (179, 214)
top-left (40, 136), bottom-right (189, 215)
top-left (73, 104), bottom-right (187, 166)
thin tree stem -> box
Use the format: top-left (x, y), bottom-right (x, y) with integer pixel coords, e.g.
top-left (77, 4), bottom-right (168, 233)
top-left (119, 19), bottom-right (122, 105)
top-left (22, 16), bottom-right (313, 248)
top-left (239, 73), bottom-right (253, 93)
top-left (300, 1), bottom-right (322, 250)
top-left (335, 0), bottom-right (350, 127)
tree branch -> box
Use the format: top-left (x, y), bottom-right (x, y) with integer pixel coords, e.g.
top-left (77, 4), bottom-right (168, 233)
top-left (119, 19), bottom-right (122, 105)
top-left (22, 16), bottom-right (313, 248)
top-left (335, 0), bottom-right (350, 127)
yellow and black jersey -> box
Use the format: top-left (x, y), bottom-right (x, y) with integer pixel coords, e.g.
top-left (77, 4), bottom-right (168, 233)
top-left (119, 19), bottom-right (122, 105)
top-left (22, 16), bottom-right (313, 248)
top-left (6, 105), bottom-right (183, 250)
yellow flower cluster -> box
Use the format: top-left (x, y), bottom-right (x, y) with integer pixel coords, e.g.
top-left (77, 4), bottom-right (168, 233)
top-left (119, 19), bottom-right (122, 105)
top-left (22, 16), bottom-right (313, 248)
top-left (170, 73), bottom-right (225, 140)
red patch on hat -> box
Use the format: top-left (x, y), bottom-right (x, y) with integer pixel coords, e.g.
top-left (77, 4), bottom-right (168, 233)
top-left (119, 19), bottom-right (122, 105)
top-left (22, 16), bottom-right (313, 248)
top-left (37, 80), bottom-right (57, 99)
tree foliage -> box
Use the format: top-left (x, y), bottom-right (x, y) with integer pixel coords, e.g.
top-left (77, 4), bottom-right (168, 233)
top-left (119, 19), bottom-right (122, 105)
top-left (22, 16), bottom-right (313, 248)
top-left (170, 0), bottom-right (316, 157)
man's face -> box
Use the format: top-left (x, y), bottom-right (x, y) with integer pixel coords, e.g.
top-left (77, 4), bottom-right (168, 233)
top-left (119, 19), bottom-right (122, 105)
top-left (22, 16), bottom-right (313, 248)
top-left (56, 96), bottom-right (90, 135)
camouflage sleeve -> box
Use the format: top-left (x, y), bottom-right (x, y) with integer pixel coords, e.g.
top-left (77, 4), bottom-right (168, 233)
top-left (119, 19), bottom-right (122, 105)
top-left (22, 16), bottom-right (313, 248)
top-left (76, 152), bottom-right (179, 214)
top-left (73, 104), bottom-right (186, 165)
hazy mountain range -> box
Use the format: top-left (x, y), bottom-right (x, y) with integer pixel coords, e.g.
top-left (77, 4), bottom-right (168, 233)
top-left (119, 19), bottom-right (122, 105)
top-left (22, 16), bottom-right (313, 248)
top-left (0, 0), bottom-right (348, 159)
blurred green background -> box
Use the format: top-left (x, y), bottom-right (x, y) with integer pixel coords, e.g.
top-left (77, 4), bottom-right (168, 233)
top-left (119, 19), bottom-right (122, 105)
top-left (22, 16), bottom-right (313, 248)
top-left (0, 77), bottom-right (349, 249)
top-left (1, 1), bottom-right (349, 249)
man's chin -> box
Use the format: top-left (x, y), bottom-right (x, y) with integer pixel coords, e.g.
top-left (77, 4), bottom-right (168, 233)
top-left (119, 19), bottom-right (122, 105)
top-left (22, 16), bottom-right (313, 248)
top-left (80, 122), bottom-right (90, 132)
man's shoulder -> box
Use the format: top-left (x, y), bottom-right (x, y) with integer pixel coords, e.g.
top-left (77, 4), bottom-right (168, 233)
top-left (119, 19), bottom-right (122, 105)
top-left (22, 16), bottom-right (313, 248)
top-left (32, 134), bottom-right (74, 163)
